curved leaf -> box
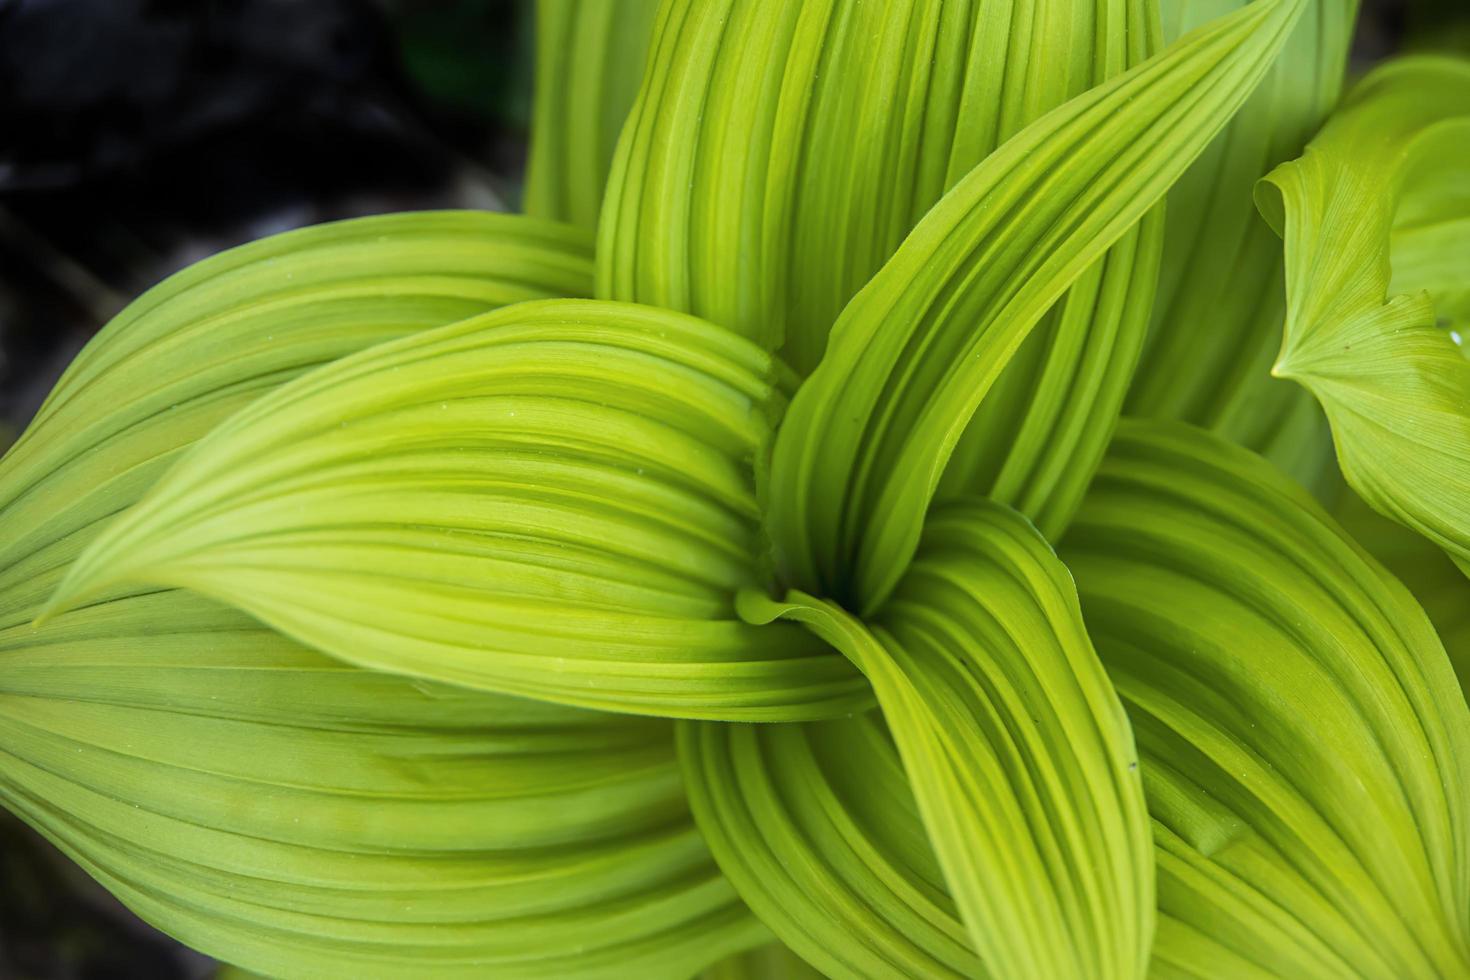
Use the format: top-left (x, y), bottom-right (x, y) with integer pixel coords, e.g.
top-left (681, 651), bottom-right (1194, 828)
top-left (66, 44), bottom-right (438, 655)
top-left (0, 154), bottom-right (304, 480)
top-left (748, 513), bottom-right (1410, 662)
top-left (601, 0), bottom-right (1164, 549)
top-left (1258, 56), bottom-right (1470, 575)
top-left (523, 0), bottom-right (660, 230)
top-left (1, 590), bottom-right (762, 978)
top-left (1335, 488), bottom-right (1470, 697)
top-left (0, 212), bottom-right (763, 975)
top-left (1125, 0), bottom-right (1357, 491)
top-left (599, 0), bottom-right (1158, 366)
top-left (680, 714), bottom-right (981, 978)
top-left (1062, 420), bottom-right (1470, 977)
top-left (0, 210), bottom-right (594, 624)
top-left (737, 498), bottom-right (1151, 979)
top-left (765, 0), bottom-right (1308, 611)
top-left (46, 299), bottom-right (867, 720)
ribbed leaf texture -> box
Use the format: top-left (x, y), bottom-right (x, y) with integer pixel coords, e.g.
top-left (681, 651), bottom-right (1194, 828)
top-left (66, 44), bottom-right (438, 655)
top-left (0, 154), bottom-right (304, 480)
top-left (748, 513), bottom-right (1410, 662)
top-left (5, 0), bottom-right (1468, 977)
top-left (1125, 0), bottom-right (1357, 493)
top-left (1064, 421), bottom-right (1470, 978)
top-left (729, 498), bottom-right (1151, 979)
top-left (766, 0), bottom-right (1309, 610)
top-left (46, 300), bottom-right (867, 720)
top-left (602, 0), bottom-right (1166, 551)
top-left (1260, 56), bottom-right (1470, 577)
top-left (524, 0), bottom-right (661, 230)
top-left (0, 213), bottom-right (764, 976)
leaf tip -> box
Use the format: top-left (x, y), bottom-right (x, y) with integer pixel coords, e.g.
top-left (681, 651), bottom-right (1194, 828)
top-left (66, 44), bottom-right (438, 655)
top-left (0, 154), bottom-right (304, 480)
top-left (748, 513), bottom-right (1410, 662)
top-left (35, 566), bottom-right (97, 627)
top-left (36, 534), bottom-right (139, 626)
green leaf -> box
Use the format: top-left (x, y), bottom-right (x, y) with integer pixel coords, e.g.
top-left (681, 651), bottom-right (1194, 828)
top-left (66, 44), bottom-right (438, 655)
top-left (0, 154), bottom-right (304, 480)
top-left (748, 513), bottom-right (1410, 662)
top-left (0, 210), bottom-right (594, 625)
top-left (765, 0), bottom-right (1309, 611)
top-left (45, 299), bottom-right (867, 720)
top-left (523, 0), bottom-right (660, 230)
top-left (680, 715), bottom-right (981, 978)
top-left (1062, 420), bottom-right (1470, 978)
top-left (1334, 488), bottom-right (1470, 697)
top-left (1258, 55), bottom-right (1470, 575)
top-left (699, 942), bottom-right (826, 980)
top-left (734, 498), bottom-right (1151, 979)
top-left (1, 590), bottom-right (762, 978)
top-left (0, 212), bottom-right (766, 975)
top-left (599, 0), bottom-right (1158, 367)
top-left (600, 0), bottom-right (1165, 547)
top-left (1125, 0), bottom-right (1358, 492)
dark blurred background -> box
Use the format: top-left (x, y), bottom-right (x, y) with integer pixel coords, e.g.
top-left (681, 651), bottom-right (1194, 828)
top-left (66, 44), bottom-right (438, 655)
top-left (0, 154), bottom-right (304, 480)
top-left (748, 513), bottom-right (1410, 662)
top-left (0, 0), bottom-right (1462, 976)
top-left (0, 0), bottom-right (532, 453)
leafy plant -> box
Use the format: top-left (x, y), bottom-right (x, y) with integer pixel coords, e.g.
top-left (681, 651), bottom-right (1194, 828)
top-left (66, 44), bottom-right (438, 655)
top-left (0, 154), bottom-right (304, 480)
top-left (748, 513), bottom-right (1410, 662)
top-left (2, 0), bottom-right (1468, 977)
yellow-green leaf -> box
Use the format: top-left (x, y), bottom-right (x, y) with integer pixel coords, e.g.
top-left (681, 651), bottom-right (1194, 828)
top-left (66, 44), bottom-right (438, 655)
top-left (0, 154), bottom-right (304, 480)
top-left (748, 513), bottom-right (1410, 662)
top-left (1258, 55), bottom-right (1470, 575)
top-left (0, 210), bottom-right (594, 624)
top-left (0, 212), bottom-right (766, 976)
top-left (600, 0), bottom-right (1165, 546)
top-left (46, 300), bottom-right (867, 720)
top-left (1335, 488), bottom-right (1470, 696)
top-left (599, 0), bottom-right (1158, 366)
top-left (1062, 420), bottom-right (1470, 978)
top-left (1, 591), bottom-right (762, 978)
top-left (523, 0), bottom-right (660, 230)
top-left (766, 0), bottom-right (1308, 611)
top-left (1125, 0), bottom-right (1358, 492)
top-left (680, 714), bottom-right (981, 978)
top-left (737, 498), bottom-right (1151, 979)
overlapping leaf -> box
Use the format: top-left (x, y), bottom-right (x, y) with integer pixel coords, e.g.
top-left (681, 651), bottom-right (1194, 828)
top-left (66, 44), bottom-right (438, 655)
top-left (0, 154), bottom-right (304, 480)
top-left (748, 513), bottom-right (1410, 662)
top-left (0, 214), bottom-right (768, 975)
top-left (6, 2), bottom-right (1466, 977)
top-left (523, 0), bottom-right (660, 230)
top-left (1062, 420), bottom-right (1470, 978)
top-left (734, 499), bottom-right (1151, 980)
top-left (601, 0), bottom-right (1164, 549)
top-left (1125, 0), bottom-right (1357, 492)
top-left (1, 591), bottom-right (760, 979)
top-left (1336, 489), bottom-right (1470, 695)
top-left (700, 942), bottom-right (825, 980)
top-left (680, 715), bottom-right (981, 978)
top-left (0, 210), bottom-right (594, 623)
top-left (766, 0), bottom-right (1308, 611)
top-left (1258, 56), bottom-right (1470, 574)
top-left (45, 299), bottom-right (867, 720)
top-left (599, 0), bottom-right (1158, 364)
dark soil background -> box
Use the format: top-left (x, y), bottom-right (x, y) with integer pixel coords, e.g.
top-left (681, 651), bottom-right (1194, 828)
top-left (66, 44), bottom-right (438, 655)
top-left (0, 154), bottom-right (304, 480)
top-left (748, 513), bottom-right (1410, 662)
top-left (0, 0), bottom-right (1462, 976)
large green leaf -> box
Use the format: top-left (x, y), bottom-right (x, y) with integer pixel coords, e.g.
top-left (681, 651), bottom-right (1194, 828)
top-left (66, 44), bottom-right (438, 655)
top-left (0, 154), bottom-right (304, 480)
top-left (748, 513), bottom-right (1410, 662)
top-left (0, 212), bottom-right (769, 975)
top-left (680, 715), bottom-right (981, 978)
top-left (523, 0), bottom-right (660, 230)
top-left (1258, 55), bottom-right (1470, 576)
top-left (599, 0), bottom-right (1158, 367)
top-left (735, 499), bottom-right (1151, 979)
top-left (765, 0), bottom-right (1308, 611)
top-left (46, 299), bottom-right (866, 720)
top-left (600, 0), bottom-right (1164, 548)
top-left (1, 590), bottom-right (761, 979)
top-left (1062, 420), bottom-right (1470, 978)
top-left (0, 210), bottom-right (594, 624)
top-left (1125, 0), bottom-right (1357, 492)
